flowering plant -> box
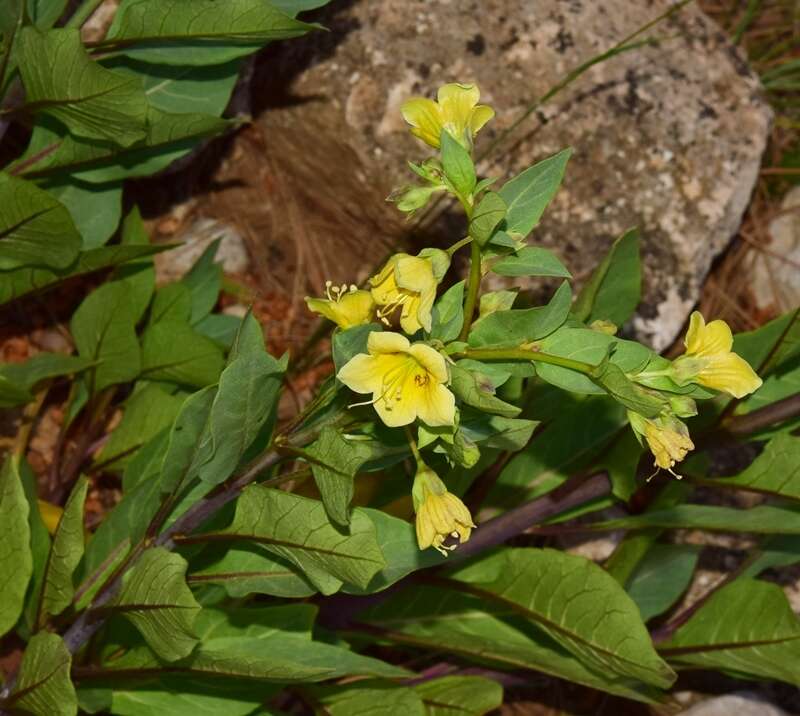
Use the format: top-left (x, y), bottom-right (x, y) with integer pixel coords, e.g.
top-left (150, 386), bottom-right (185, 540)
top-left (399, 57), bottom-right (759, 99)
top-left (1, 58), bottom-right (799, 714)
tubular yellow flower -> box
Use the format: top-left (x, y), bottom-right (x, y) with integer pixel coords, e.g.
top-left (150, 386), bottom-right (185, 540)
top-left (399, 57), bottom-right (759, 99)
top-left (412, 464), bottom-right (475, 555)
top-left (401, 83), bottom-right (494, 149)
top-left (305, 282), bottom-right (375, 329)
top-left (672, 312), bottom-right (762, 398)
top-left (337, 331), bottom-right (456, 428)
top-left (370, 250), bottom-right (448, 334)
top-left (629, 412), bottom-right (694, 477)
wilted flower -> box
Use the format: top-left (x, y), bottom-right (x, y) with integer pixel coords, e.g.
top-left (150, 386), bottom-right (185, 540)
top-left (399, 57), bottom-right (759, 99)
top-left (629, 412), bottom-right (695, 477)
top-left (401, 83), bottom-right (494, 149)
top-left (305, 282), bottom-right (375, 329)
top-left (337, 331), bottom-right (456, 428)
top-left (672, 311), bottom-right (762, 399)
top-left (412, 463), bottom-right (475, 555)
top-left (370, 249), bottom-right (449, 334)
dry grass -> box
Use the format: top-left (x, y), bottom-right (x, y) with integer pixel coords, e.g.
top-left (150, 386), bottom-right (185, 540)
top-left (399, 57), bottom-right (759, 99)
top-left (696, 0), bottom-right (800, 333)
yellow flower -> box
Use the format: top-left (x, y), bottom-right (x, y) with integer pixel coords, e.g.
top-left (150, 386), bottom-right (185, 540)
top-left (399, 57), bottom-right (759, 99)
top-left (412, 464), bottom-right (475, 555)
top-left (337, 331), bottom-right (456, 428)
top-left (38, 499), bottom-right (62, 535)
top-left (305, 282), bottom-right (375, 329)
top-left (370, 250), bottom-right (448, 334)
top-left (673, 311), bottom-right (762, 398)
top-left (401, 83), bottom-right (494, 149)
top-left (629, 412), bottom-right (694, 476)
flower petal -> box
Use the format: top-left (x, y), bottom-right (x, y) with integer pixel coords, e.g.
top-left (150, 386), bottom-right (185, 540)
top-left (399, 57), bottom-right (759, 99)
top-left (401, 98), bottom-right (443, 148)
top-left (305, 297), bottom-right (340, 325)
top-left (685, 311), bottom-right (733, 356)
top-left (469, 104), bottom-right (495, 135)
top-left (416, 507), bottom-right (436, 549)
top-left (395, 256), bottom-right (435, 293)
top-left (367, 331), bottom-right (410, 355)
top-left (337, 353), bottom-right (381, 395)
top-left (698, 353), bottom-right (763, 398)
top-left (373, 388), bottom-right (417, 427)
top-left (399, 297), bottom-right (424, 335)
top-left (337, 290), bottom-right (375, 328)
top-left (416, 383), bottom-right (456, 427)
top-left (408, 343), bottom-right (448, 383)
top-left (437, 82), bottom-right (480, 109)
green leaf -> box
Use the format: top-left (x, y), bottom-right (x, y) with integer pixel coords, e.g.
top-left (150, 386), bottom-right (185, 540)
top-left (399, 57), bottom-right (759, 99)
top-left (148, 282), bottom-right (192, 325)
top-left (19, 458), bottom-right (53, 633)
top-left (573, 228), bottom-right (641, 325)
top-left (102, 57), bottom-right (241, 116)
top-left (96, 384), bottom-right (186, 470)
top-left (17, 28), bottom-right (147, 146)
top-left (110, 547), bottom-right (200, 661)
top-left (42, 179), bottom-right (122, 250)
top-left (342, 508), bottom-right (442, 596)
top-left (116, 206), bottom-right (156, 323)
top-left (0, 173), bottom-right (81, 270)
top-left (0, 243), bottom-right (167, 307)
top-left (468, 280), bottom-right (571, 348)
top-left (493, 391), bottom-right (625, 506)
top-left (440, 131), bottom-right (476, 198)
top-left (451, 549), bottom-right (674, 688)
top-left (305, 426), bottom-right (374, 526)
top-left (141, 321), bottom-right (225, 388)
top-left (333, 323), bottom-right (380, 374)
top-left (498, 148), bottom-right (572, 239)
top-left (625, 544), bottom-right (699, 622)
top-left (158, 386), bottom-right (216, 497)
top-left (534, 327), bottom-right (653, 395)
top-left (15, 110), bottom-right (231, 182)
top-left (430, 281), bottom-right (464, 343)
top-left (26, 0), bottom-right (68, 29)
top-left (0, 353), bottom-right (91, 408)
top-left (105, 0), bottom-right (318, 65)
top-left (70, 281), bottom-right (141, 393)
top-left (593, 503), bottom-right (800, 534)
top-left (491, 246), bottom-right (571, 278)
top-left (469, 192), bottom-right (506, 247)
top-left (102, 605), bottom-right (407, 683)
top-left (194, 347), bottom-right (285, 486)
top-left (361, 585), bottom-right (661, 702)
top-left (707, 433), bottom-right (800, 500)
top-left (182, 240), bottom-right (223, 323)
top-left (194, 314), bottom-right (241, 350)
top-left (590, 359), bottom-right (668, 418)
top-left (449, 363), bottom-right (521, 417)
top-left (659, 579), bottom-right (800, 686)
top-left (414, 676), bottom-right (503, 716)
top-left (0, 456), bottom-right (32, 637)
top-left (188, 544), bottom-right (316, 599)
top-left (318, 683), bottom-right (425, 716)
top-left (459, 411), bottom-right (537, 451)
top-left (8, 632), bottom-right (77, 716)
top-left (37, 477), bottom-right (88, 624)
top-left (218, 486), bottom-right (386, 594)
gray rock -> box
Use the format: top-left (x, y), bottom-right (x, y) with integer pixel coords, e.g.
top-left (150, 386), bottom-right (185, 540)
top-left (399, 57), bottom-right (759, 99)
top-left (154, 218), bottom-right (250, 284)
top-left (679, 693), bottom-right (788, 716)
top-left (258, 0), bottom-right (771, 349)
top-left (752, 185), bottom-right (800, 314)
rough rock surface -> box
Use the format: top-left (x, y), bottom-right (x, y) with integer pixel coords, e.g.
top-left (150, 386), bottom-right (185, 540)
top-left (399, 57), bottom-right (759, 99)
top-left (252, 0), bottom-right (771, 349)
top-left (678, 693), bottom-right (788, 716)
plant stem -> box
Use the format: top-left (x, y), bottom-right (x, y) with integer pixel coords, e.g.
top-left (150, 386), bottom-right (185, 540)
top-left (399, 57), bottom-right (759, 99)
top-left (458, 241), bottom-right (482, 342)
top-left (65, 0), bottom-right (106, 29)
top-left (446, 236), bottom-right (473, 256)
top-left (455, 347), bottom-right (596, 375)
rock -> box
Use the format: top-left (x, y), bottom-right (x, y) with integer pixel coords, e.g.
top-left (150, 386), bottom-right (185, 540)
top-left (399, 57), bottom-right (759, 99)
top-left (678, 693), bottom-right (788, 716)
top-left (154, 218), bottom-right (250, 284)
top-left (246, 0), bottom-right (771, 349)
top-left (752, 185), bottom-right (800, 314)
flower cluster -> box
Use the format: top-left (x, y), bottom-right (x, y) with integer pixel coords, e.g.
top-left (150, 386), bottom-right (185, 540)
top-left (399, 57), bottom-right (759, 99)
top-left (627, 311), bottom-right (761, 476)
top-left (303, 81), bottom-right (764, 553)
